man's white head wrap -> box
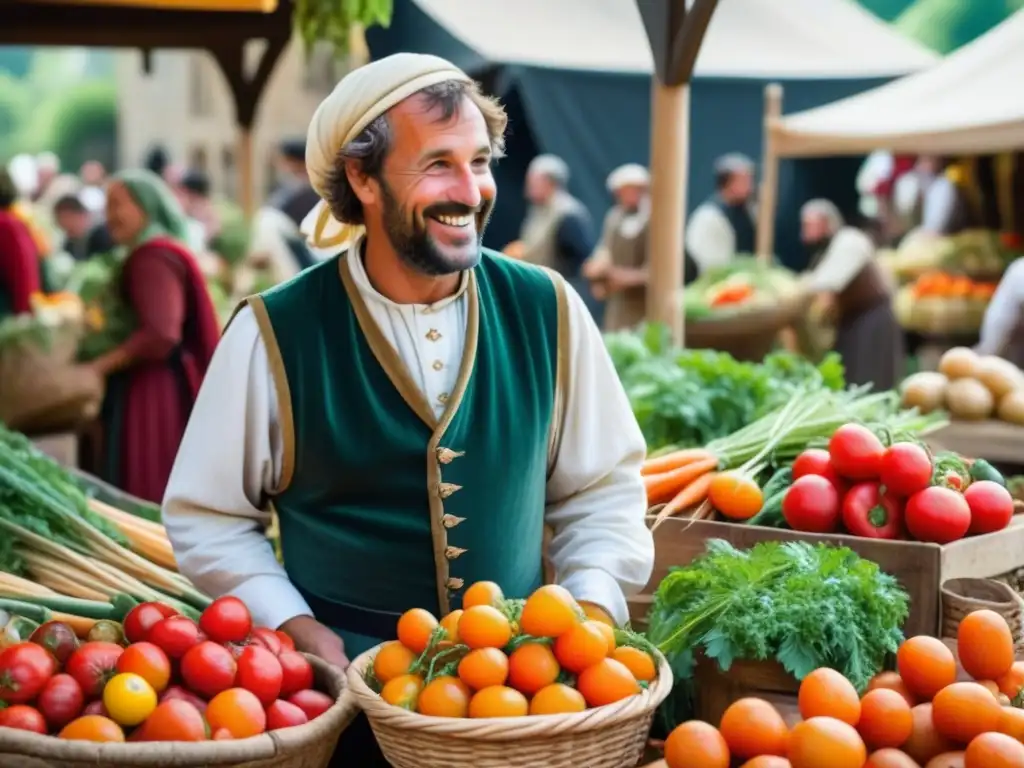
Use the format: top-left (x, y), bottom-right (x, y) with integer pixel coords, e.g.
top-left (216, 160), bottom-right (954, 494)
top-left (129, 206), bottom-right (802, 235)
top-left (606, 163), bottom-right (649, 193)
top-left (801, 198), bottom-right (845, 234)
top-left (300, 53), bottom-right (472, 250)
top-left (527, 155), bottom-right (570, 186)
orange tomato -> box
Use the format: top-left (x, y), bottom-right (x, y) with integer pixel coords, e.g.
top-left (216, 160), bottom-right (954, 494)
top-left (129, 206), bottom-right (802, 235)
top-left (380, 674), bottom-right (424, 710)
top-left (787, 716), bottom-right (866, 768)
top-left (957, 610), bottom-right (1015, 682)
top-left (864, 750), bottom-right (920, 768)
top-left (995, 661), bottom-right (1024, 700)
top-left (206, 688), bottom-right (267, 738)
top-left (580, 602), bottom-right (615, 628)
top-left (797, 668), bottom-right (861, 726)
top-left (611, 646), bottom-right (656, 682)
top-left (134, 700), bottom-right (207, 741)
top-left (58, 715), bottom-right (125, 742)
top-left (965, 731), bottom-right (1024, 768)
top-left (519, 585), bottom-right (580, 638)
top-left (897, 636), bottom-right (957, 701)
top-left (903, 703), bottom-right (956, 765)
top-left (553, 621), bottom-right (610, 674)
top-left (457, 648), bottom-right (509, 690)
top-left (858, 688), bottom-right (913, 750)
top-left (396, 608), bottom-right (438, 654)
top-left (931, 682), bottom-right (1002, 744)
top-left (740, 758), bottom-right (792, 768)
top-left (507, 643), bottom-right (560, 696)
top-left (708, 472), bottom-right (764, 520)
top-left (440, 610), bottom-right (463, 643)
top-left (116, 642), bottom-right (171, 694)
top-left (458, 605), bottom-right (512, 650)
top-left (461, 581), bottom-right (504, 609)
top-left (719, 697), bottom-right (788, 758)
top-left (663, 720), bottom-right (729, 768)
top-left (373, 641), bottom-right (417, 684)
top-left (416, 676), bottom-right (470, 718)
top-left (867, 671), bottom-right (917, 707)
top-left (528, 683), bottom-right (586, 715)
top-left (996, 705), bottom-right (1024, 741)
top-left (575, 658), bottom-right (640, 708)
top-left (468, 685), bottom-right (528, 718)
top-left (591, 620), bottom-right (616, 650)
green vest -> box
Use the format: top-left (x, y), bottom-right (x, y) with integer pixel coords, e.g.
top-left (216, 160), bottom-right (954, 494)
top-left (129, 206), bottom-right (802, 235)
top-left (245, 250), bottom-right (568, 657)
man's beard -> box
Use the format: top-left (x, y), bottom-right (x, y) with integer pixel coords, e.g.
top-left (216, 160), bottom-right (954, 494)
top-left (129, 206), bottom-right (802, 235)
top-left (379, 179), bottom-right (493, 276)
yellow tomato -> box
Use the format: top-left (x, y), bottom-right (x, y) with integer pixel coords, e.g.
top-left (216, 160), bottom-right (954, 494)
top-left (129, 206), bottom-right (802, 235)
top-left (103, 673), bottom-right (158, 726)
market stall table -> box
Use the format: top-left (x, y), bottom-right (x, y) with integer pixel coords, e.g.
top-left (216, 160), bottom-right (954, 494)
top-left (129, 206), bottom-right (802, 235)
top-left (926, 419), bottom-right (1024, 466)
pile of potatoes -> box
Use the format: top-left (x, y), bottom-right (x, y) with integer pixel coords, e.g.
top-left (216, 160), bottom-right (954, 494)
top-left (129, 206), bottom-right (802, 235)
top-left (900, 347), bottom-right (1024, 424)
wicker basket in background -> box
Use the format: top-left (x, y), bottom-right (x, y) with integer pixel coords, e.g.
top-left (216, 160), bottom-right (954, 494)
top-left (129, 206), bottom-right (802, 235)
top-left (0, 656), bottom-right (357, 768)
top-left (347, 644), bottom-right (673, 768)
top-left (941, 577), bottom-right (1024, 656)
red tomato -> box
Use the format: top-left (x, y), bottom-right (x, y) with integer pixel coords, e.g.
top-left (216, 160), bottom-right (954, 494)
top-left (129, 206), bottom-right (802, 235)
top-left (828, 424), bottom-right (886, 480)
top-left (122, 602), bottom-right (178, 644)
top-left (36, 673), bottom-right (85, 729)
top-left (905, 486), bottom-right (971, 543)
top-left (199, 596), bottom-right (253, 645)
top-left (842, 482), bottom-right (903, 539)
top-left (0, 704), bottom-right (47, 734)
top-left (117, 642), bottom-right (172, 694)
top-left (159, 684), bottom-right (208, 714)
top-left (134, 699), bottom-right (209, 741)
top-left (250, 628), bottom-right (283, 656)
top-left (236, 645), bottom-right (283, 706)
top-left (782, 475), bottom-right (841, 533)
top-left (147, 616), bottom-right (202, 659)
top-left (879, 442), bottom-right (933, 497)
top-left (965, 480), bottom-right (1015, 535)
top-left (180, 641), bottom-right (238, 699)
top-left (65, 642), bottom-right (124, 699)
top-left (82, 700), bottom-right (108, 717)
top-left (0, 641), bottom-right (57, 703)
top-left (792, 448), bottom-right (847, 492)
top-left (29, 621), bottom-right (80, 666)
top-left (266, 699), bottom-right (309, 730)
top-left (275, 631), bottom-right (296, 652)
top-left (287, 689), bottom-right (333, 720)
top-left (277, 651), bottom-right (314, 698)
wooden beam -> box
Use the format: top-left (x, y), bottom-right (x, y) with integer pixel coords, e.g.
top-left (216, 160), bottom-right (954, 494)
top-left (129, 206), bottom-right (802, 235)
top-left (635, 0), bottom-right (688, 86)
top-left (668, 0), bottom-right (719, 85)
top-left (756, 83), bottom-right (784, 261)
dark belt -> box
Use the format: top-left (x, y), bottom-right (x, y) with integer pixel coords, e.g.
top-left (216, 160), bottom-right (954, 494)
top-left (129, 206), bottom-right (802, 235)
top-left (294, 584), bottom-right (401, 641)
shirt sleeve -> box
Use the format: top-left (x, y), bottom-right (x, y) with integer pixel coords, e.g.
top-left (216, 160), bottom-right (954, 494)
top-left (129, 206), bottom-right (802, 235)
top-left (162, 306), bottom-right (313, 631)
top-left (556, 213), bottom-right (597, 269)
top-left (685, 204), bottom-right (734, 274)
top-left (922, 178), bottom-right (957, 234)
top-left (978, 258), bottom-right (1024, 356)
top-left (806, 229), bottom-right (875, 294)
top-left (545, 280), bottom-right (654, 625)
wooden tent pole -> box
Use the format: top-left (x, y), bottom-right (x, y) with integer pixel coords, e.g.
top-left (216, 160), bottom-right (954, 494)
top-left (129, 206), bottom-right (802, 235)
top-left (755, 83), bottom-right (783, 262)
top-left (237, 129), bottom-right (255, 218)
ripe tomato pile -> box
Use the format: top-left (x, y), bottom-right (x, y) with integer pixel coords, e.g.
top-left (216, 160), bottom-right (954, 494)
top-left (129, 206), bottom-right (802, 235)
top-left (661, 609), bottom-right (1024, 768)
top-left (782, 424), bottom-right (1015, 542)
top-left (0, 596), bottom-right (334, 742)
top-left (370, 581), bottom-right (659, 718)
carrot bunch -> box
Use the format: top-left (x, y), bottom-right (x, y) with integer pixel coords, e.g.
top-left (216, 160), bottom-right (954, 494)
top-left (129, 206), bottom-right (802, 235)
top-left (642, 448), bottom-right (719, 520)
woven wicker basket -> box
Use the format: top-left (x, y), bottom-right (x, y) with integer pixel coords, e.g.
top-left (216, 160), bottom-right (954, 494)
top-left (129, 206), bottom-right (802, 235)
top-left (941, 578), bottom-right (1024, 656)
top-left (347, 644), bottom-right (673, 768)
top-left (0, 655), bottom-right (357, 768)
top-left (685, 290), bottom-right (812, 362)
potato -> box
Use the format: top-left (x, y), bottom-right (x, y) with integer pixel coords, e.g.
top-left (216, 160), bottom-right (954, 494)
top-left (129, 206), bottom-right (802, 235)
top-left (998, 390), bottom-right (1024, 425)
top-left (944, 377), bottom-right (994, 420)
top-left (976, 355), bottom-right (1024, 398)
top-left (925, 752), bottom-right (965, 768)
top-left (938, 346), bottom-right (979, 380)
top-left (900, 371), bottom-right (948, 413)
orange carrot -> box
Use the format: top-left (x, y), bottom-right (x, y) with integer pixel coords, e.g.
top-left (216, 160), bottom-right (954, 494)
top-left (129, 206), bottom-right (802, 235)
top-left (641, 448), bottom-right (716, 476)
top-left (645, 457), bottom-right (719, 506)
top-left (662, 472), bottom-right (715, 518)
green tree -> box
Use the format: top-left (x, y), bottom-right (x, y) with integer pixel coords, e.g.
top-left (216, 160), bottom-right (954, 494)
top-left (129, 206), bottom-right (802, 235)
top-left (0, 48), bottom-right (34, 78)
top-left (894, 0), bottom-right (1015, 53)
top-left (0, 74), bottom-right (30, 158)
top-left (18, 82), bottom-right (117, 171)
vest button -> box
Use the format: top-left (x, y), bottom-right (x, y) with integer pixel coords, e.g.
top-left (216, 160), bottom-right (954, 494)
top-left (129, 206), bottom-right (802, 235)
top-left (441, 514), bottom-right (465, 529)
top-left (445, 546), bottom-right (467, 560)
top-left (437, 482), bottom-right (462, 499)
top-left (446, 577), bottom-right (465, 591)
top-left (436, 447), bottom-right (465, 464)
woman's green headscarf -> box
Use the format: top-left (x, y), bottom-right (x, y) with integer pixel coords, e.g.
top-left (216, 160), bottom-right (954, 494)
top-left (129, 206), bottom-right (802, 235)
top-left (113, 168), bottom-right (190, 246)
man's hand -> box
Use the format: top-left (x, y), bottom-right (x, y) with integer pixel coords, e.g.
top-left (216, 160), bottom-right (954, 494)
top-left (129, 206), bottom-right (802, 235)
top-left (279, 615), bottom-right (349, 671)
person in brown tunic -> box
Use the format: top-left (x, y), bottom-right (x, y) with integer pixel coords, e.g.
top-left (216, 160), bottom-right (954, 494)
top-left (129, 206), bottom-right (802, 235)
top-left (801, 199), bottom-right (905, 390)
top-left (582, 164), bottom-right (650, 331)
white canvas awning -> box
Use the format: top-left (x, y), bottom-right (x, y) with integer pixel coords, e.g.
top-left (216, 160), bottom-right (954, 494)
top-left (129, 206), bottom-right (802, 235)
top-left (410, 0), bottom-right (937, 78)
top-left (772, 10), bottom-right (1024, 157)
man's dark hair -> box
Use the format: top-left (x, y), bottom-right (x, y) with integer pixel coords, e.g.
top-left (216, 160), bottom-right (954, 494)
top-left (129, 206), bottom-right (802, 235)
top-left (279, 138), bottom-right (306, 162)
top-left (323, 79), bottom-right (507, 226)
top-left (181, 169), bottom-right (210, 197)
top-left (144, 145), bottom-right (169, 176)
top-left (0, 168), bottom-right (17, 209)
top-left (54, 194), bottom-right (87, 215)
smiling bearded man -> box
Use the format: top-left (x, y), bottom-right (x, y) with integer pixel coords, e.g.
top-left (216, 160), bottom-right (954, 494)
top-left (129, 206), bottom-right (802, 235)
top-left (162, 53), bottom-right (653, 764)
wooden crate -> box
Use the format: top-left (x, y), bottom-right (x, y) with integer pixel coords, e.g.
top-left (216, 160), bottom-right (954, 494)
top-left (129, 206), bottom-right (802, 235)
top-left (926, 419), bottom-right (1024, 466)
top-left (629, 516), bottom-right (1024, 638)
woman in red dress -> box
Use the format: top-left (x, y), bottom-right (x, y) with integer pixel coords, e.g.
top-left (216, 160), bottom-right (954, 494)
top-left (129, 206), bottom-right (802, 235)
top-left (0, 167), bottom-right (41, 320)
top-left (88, 169), bottom-right (221, 503)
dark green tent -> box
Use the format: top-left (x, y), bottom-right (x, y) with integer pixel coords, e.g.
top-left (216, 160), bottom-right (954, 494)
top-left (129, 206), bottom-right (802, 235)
top-left (366, 0), bottom-right (936, 267)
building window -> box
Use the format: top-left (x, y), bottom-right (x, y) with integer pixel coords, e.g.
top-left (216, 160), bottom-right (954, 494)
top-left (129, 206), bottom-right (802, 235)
top-left (222, 146), bottom-right (236, 199)
top-left (190, 146), bottom-right (208, 173)
top-left (188, 55), bottom-right (213, 117)
top-left (302, 41), bottom-right (343, 94)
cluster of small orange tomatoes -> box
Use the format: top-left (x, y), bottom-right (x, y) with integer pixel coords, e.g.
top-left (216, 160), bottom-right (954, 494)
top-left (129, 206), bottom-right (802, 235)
top-left (662, 608), bottom-right (1024, 768)
top-left (370, 581), bottom-right (659, 718)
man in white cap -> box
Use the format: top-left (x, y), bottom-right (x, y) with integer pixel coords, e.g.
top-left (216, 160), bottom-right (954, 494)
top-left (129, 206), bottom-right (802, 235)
top-left (162, 53), bottom-right (652, 762)
top-left (582, 163), bottom-right (651, 330)
top-left (685, 153), bottom-right (757, 278)
top-left (800, 198), bottom-right (903, 390)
